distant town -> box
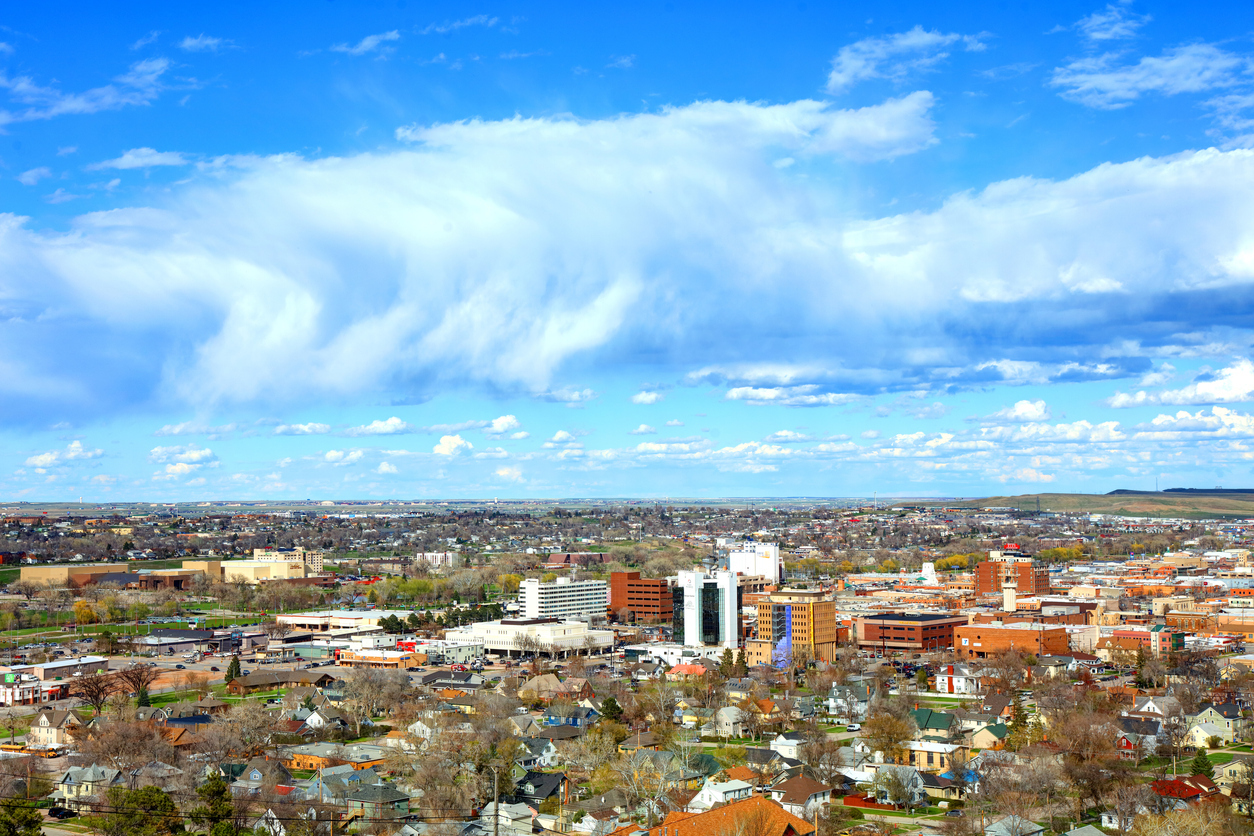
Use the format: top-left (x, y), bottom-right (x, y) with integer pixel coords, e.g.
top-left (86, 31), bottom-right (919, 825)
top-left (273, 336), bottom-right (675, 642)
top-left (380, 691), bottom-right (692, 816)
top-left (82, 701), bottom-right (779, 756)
top-left (0, 501), bottom-right (1246, 836)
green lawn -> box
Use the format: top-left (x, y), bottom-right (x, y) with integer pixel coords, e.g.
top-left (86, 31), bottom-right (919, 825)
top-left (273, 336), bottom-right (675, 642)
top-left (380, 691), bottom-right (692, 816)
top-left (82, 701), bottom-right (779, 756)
top-left (1210, 753), bottom-right (1235, 765)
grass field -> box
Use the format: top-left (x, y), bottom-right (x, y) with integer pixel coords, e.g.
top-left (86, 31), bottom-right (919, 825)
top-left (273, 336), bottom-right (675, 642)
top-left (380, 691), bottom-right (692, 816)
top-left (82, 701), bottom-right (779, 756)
top-left (922, 491), bottom-right (1254, 519)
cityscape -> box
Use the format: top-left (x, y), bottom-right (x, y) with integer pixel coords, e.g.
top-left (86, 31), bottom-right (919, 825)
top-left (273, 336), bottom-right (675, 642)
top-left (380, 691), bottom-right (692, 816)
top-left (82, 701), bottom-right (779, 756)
top-left (5, 2), bottom-right (1254, 836)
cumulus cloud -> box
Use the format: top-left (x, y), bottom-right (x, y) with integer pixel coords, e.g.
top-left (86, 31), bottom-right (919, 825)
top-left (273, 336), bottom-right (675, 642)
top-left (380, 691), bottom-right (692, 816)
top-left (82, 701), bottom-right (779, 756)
top-left (631, 391), bottom-right (663, 404)
top-left (764, 430), bottom-right (812, 442)
top-left (629, 424), bottom-right (656, 435)
top-left (1000, 467), bottom-right (1056, 483)
top-left (485, 415), bottom-right (521, 436)
top-left (726, 386), bottom-right (858, 407)
top-left (375, 461), bottom-right (398, 474)
top-left (324, 449), bottom-right (363, 465)
top-left (86, 147), bottom-right (189, 170)
top-left (433, 434), bottom-right (472, 455)
top-left (536, 388), bottom-right (598, 406)
top-left (827, 26), bottom-right (986, 93)
top-left (1135, 406), bottom-right (1254, 439)
top-left (149, 444), bottom-right (215, 464)
top-left (331, 30), bottom-right (400, 56)
top-left (25, 440), bottom-right (103, 469)
top-left (666, 419), bottom-right (685, 427)
top-left (274, 422), bottom-right (330, 435)
top-left (543, 430), bottom-right (581, 448)
top-left (494, 465), bottom-right (524, 481)
top-left (985, 399), bottom-right (1052, 423)
top-left (346, 417), bottom-right (413, 436)
top-left (1108, 359), bottom-right (1254, 407)
top-left (473, 447), bottom-right (509, 458)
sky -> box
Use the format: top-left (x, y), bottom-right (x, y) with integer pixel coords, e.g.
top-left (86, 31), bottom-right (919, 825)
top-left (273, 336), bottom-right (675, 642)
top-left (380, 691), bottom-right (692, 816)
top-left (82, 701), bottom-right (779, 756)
top-left (4, 1), bottom-right (1254, 501)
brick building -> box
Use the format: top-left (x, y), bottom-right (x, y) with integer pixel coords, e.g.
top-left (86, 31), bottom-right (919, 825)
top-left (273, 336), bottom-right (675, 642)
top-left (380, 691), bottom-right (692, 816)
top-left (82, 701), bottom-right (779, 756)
top-left (856, 613), bottom-right (967, 653)
top-left (608, 572), bottom-right (671, 622)
top-left (953, 623), bottom-right (1070, 659)
top-left (747, 589), bottom-right (842, 665)
top-left (974, 550), bottom-right (1050, 597)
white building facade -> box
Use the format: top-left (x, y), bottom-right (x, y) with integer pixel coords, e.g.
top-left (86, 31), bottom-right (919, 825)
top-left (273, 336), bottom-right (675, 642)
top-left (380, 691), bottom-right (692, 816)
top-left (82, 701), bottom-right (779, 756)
top-left (444, 618), bottom-right (614, 657)
top-left (674, 570), bottom-right (739, 649)
top-left (518, 577), bottom-right (607, 620)
top-left (728, 543), bottom-right (783, 584)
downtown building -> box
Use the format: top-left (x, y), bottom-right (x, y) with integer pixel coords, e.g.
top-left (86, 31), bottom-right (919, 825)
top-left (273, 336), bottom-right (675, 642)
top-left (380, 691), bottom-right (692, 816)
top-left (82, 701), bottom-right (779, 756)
top-left (672, 570), bottom-right (740, 649)
top-left (746, 588), bottom-right (841, 667)
top-left (609, 572), bottom-right (672, 623)
top-left (518, 577), bottom-right (608, 621)
top-left (974, 549), bottom-right (1050, 598)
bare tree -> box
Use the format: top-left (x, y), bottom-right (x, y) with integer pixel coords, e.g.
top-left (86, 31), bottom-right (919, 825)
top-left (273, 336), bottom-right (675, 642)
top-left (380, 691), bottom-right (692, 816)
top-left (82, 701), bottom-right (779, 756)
top-left (113, 663), bottom-right (161, 698)
top-left (73, 671), bottom-right (119, 714)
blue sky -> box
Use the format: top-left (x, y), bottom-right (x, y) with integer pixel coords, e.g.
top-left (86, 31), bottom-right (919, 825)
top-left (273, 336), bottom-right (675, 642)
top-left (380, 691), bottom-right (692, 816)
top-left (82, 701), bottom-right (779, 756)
top-left (5, 1), bottom-right (1254, 500)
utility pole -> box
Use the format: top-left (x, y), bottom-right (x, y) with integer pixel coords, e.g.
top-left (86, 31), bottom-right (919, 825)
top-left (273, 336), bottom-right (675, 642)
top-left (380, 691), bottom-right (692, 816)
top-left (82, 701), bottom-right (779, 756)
top-left (493, 766), bottom-right (500, 836)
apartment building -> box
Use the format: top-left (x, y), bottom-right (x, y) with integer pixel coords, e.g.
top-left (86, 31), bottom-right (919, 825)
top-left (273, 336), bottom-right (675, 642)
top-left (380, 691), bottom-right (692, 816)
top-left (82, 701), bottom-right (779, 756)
top-left (609, 572), bottom-right (671, 622)
top-left (519, 577), bottom-right (608, 620)
top-left (728, 542), bottom-right (784, 584)
top-left (253, 546), bottom-right (325, 573)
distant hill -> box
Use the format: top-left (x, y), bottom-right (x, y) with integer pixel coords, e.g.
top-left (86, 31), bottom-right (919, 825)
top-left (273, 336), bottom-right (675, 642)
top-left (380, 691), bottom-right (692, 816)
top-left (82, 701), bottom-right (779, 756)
top-left (925, 491), bottom-right (1254, 519)
top-left (1108, 488), bottom-right (1254, 496)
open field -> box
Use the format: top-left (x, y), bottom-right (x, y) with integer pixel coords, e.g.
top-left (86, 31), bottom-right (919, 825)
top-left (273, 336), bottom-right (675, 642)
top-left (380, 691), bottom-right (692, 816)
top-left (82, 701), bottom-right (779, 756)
top-left (922, 491), bottom-right (1254, 518)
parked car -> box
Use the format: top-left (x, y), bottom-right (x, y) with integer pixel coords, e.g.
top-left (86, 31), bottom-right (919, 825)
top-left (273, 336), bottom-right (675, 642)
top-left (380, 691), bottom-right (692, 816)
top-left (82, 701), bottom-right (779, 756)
top-left (174, 664), bottom-right (185, 670)
top-left (209, 666), bottom-right (219, 672)
top-left (49, 808), bottom-right (77, 820)
top-left (846, 723), bottom-right (861, 732)
top-left (945, 810), bottom-right (963, 817)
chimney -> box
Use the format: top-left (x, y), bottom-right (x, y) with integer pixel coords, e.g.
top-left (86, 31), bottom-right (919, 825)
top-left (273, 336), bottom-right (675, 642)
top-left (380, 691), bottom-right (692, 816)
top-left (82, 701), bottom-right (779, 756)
top-left (914, 702), bottom-right (919, 711)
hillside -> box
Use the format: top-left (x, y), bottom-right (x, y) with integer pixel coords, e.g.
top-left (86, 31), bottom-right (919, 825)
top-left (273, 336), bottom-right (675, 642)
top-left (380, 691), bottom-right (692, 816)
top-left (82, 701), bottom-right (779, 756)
top-left (924, 492), bottom-right (1254, 519)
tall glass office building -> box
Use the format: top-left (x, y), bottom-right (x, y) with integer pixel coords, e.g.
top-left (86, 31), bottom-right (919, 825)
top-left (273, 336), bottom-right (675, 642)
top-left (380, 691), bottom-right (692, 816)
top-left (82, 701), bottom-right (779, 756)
top-left (671, 570), bottom-right (740, 649)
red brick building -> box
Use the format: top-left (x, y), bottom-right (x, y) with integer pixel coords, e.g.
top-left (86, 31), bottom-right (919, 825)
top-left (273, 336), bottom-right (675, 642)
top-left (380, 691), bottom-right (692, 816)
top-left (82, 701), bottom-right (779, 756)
top-left (954, 623), bottom-right (1069, 659)
top-left (855, 613), bottom-right (967, 653)
top-left (609, 572), bottom-right (671, 622)
top-left (974, 552), bottom-right (1050, 597)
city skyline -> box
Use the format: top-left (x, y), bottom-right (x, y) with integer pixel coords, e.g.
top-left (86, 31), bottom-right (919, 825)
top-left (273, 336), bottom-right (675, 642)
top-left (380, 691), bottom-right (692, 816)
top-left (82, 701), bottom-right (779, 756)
top-left (3, 2), bottom-right (1254, 499)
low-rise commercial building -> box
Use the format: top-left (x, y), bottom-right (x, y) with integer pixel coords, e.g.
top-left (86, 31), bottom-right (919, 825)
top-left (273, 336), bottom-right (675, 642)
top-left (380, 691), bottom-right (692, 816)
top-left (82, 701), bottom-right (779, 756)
top-left (609, 572), bottom-right (671, 622)
top-left (856, 613), bottom-right (967, 653)
top-left (954, 623), bottom-right (1070, 659)
top-left (276, 610), bottom-right (416, 632)
top-left (443, 618), bottom-right (613, 657)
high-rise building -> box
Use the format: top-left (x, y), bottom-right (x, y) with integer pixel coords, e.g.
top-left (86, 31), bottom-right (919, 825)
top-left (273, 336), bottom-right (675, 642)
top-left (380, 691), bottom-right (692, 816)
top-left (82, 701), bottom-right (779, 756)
top-left (747, 588), bottom-right (840, 667)
top-left (728, 542), bottom-right (783, 584)
top-left (974, 549), bottom-right (1049, 597)
top-left (608, 572), bottom-right (671, 622)
top-left (518, 577), bottom-right (608, 620)
top-left (672, 570), bottom-right (740, 649)
top-left (253, 547), bottom-right (325, 573)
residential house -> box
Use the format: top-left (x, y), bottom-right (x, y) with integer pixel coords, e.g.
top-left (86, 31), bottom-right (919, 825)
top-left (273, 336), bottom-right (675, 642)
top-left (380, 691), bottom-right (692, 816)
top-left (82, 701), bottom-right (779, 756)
top-left (346, 784), bottom-right (410, 821)
top-left (1150, 774), bottom-right (1219, 805)
top-left (1215, 755), bottom-right (1254, 792)
top-left (231, 757), bottom-right (294, 795)
top-left (934, 664), bottom-right (982, 695)
top-left (919, 772), bottom-right (964, 802)
top-left (911, 709), bottom-right (957, 741)
top-left (1186, 722), bottom-right (1233, 748)
top-left (668, 663), bottom-right (708, 681)
top-left (984, 816), bottom-right (1045, 836)
top-left (872, 765), bottom-right (927, 808)
top-left (969, 723), bottom-right (1009, 750)
top-left (517, 737), bottom-right (560, 769)
top-left (705, 706), bottom-right (746, 738)
top-left (641, 795), bottom-right (816, 836)
top-left (1128, 695), bottom-right (1182, 721)
top-left (903, 741), bottom-right (969, 773)
top-left (725, 678), bottom-right (757, 702)
top-left (695, 777), bottom-right (753, 810)
top-left (54, 765), bottom-right (125, 811)
top-left (545, 705), bottom-right (599, 729)
top-left (27, 707), bottom-right (88, 749)
top-left (619, 731), bottom-right (661, 753)
top-left (514, 770), bottom-right (568, 806)
top-left (518, 674), bottom-right (565, 702)
top-left (769, 775), bottom-right (831, 817)
top-left (769, 731), bottom-right (806, 760)
top-left (1191, 703), bottom-right (1246, 741)
top-left (980, 696), bottom-right (1014, 720)
top-left (827, 683), bottom-right (873, 721)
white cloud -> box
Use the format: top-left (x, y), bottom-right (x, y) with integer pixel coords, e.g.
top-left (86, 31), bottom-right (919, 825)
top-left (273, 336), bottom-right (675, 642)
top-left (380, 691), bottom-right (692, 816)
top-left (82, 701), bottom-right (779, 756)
top-left (1139, 363), bottom-right (1175, 386)
top-left (131, 31), bottom-right (160, 50)
top-left (764, 430), bottom-right (812, 442)
top-left (827, 25), bottom-right (986, 93)
top-left (25, 440), bottom-right (103, 469)
top-left (494, 465), bottom-right (524, 482)
top-left (631, 391), bottom-right (663, 404)
top-left (375, 461), bottom-right (398, 474)
top-left (433, 434), bottom-right (472, 455)
top-left (149, 444), bottom-right (215, 464)
top-left (986, 399), bottom-right (1052, 423)
top-left (0, 58), bottom-right (170, 126)
top-left (544, 430), bottom-right (580, 448)
top-left (155, 421), bottom-right (236, 436)
top-left (346, 417), bottom-right (413, 436)
top-left (331, 30), bottom-right (400, 56)
top-left (156, 461), bottom-right (200, 479)
top-left (537, 388), bottom-right (598, 405)
top-left (473, 447), bottom-right (509, 458)
top-left (87, 147), bottom-right (189, 170)
top-left (179, 34), bottom-right (229, 52)
top-left (274, 422), bottom-right (330, 435)
top-left (629, 424), bottom-right (656, 435)
top-left (1109, 359), bottom-right (1254, 407)
top-left (324, 449), bottom-right (363, 465)
top-left (421, 15), bottom-right (497, 35)
top-left (0, 43), bottom-right (12, 55)
top-left (607, 55), bottom-right (635, 69)
top-left (17, 167), bottom-right (51, 186)
top-left (510, 431), bottom-right (530, 440)
top-left (486, 415), bottom-right (521, 436)
top-left (1135, 406), bottom-right (1254, 440)
top-left (1051, 43), bottom-right (1247, 109)
top-left (999, 467), bottom-right (1055, 483)
top-left (726, 386), bottom-right (858, 407)
top-left (861, 430), bottom-right (881, 439)
top-left (666, 419), bottom-right (684, 427)
top-left (1075, 4), bottom-right (1151, 41)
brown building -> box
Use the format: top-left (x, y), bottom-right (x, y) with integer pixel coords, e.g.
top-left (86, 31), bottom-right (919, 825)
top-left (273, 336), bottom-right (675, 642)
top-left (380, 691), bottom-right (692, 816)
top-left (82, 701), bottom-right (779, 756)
top-left (747, 589), bottom-right (843, 665)
top-left (974, 552), bottom-right (1050, 597)
top-left (856, 613), bottom-right (967, 652)
top-left (953, 623), bottom-right (1069, 659)
top-left (609, 572), bottom-right (671, 622)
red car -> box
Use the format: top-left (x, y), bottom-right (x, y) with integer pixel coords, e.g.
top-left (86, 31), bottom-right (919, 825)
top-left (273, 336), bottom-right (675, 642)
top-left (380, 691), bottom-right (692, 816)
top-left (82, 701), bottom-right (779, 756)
top-left (451, 664), bottom-right (468, 672)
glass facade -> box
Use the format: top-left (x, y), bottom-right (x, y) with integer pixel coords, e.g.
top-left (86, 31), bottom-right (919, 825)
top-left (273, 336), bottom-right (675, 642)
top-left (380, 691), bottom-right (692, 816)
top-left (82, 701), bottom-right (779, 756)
top-left (672, 587), bottom-right (686, 644)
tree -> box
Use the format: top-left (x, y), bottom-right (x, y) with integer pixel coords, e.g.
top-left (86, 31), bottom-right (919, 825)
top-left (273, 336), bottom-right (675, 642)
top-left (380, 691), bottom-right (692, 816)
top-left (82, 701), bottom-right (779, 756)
top-left (0, 799), bottom-right (42, 836)
top-left (225, 655), bottom-right (241, 681)
top-left (8, 580), bottom-right (41, 601)
top-left (733, 649), bottom-right (748, 677)
top-left (863, 711), bottom-right (914, 764)
top-left (1191, 748), bottom-right (1214, 779)
top-left (114, 664), bottom-right (161, 700)
top-left (90, 785), bottom-right (182, 836)
top-left (74, 671), bottom-right (118, 714)
top-left (600, 696), bottom-right (623, 723)
top-left (189, 776), bottom-right (239, 836)
top-left (261, 620), bottom-right (292, 641)
top-left (874, 765), bottom-right (917, 810)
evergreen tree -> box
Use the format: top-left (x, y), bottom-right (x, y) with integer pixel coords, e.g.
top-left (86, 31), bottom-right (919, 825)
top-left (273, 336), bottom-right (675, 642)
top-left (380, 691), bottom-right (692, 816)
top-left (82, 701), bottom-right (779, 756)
top-left (136, 687), bottom-right (150, 707)
top-left (0, 799), bottom-right (43, 836)
top-left (734, 649), bottom-right (748, 677)
top-left (718, 648), bottom-right (734, 678)
top-left (1009, 692), bottom-right (1027, 733)
top-left (189, 776), bottom-right (236, 836)
top-left (225, 655), bottom-right (241, 681)
top-left (1192, 748), bottom-right (1214, 779)
top-left (600, 696), bottom-right (623, 723)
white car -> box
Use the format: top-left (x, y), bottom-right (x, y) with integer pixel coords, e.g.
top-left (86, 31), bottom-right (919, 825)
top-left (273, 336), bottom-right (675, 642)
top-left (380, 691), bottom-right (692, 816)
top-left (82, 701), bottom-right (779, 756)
top-left (846, 723), bottom-right (861, 732)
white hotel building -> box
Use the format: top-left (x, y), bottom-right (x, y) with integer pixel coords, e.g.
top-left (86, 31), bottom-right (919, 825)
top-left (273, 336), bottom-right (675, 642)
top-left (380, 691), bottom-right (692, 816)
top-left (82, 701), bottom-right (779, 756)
top-left (518, 577), bottom-right (607, 620)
